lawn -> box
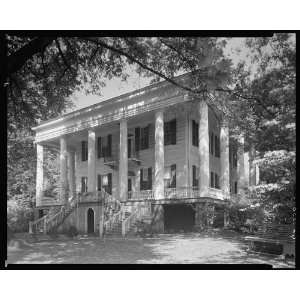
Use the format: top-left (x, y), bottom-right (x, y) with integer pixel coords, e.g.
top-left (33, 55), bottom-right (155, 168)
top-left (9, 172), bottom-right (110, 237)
top-left (7, 231), bottom-right (295, 267)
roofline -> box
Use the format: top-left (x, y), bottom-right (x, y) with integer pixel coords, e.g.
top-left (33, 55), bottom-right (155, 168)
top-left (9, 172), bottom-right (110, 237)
top-left (32, 72), bottom-right (192, 131)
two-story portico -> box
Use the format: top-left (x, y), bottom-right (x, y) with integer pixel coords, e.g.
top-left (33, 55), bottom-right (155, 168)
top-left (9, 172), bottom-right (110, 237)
top-left (30, 73), bottom-right (259, 236)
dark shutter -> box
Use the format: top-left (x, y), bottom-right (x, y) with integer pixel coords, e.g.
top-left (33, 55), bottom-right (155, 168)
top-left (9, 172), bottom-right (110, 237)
top-left (144, 125), bottom-right (150, 149)
top-left (210, 133), bottom-right (214, 155)
top-left (107, 173), bottom-right (112, 195)
top-left (171, 164), bottom-right (176, 188)
top-left (210, 172), bottom-right (214, 188)
top-left (171, 119), bottom-right (176, 145)
top-left (215, 135), bottom-right (219, 157)
top-left (214, 173), bottom-right (218, 189)
top-left (97, 137), bottom-right (102, 158)
top-left (107, 134), bottom-right (112, 157)
top-left (81, 141), bottom-right (85, 161)
top-left (192, 165), bottom-right (196, 187)
top-left (97, 175), bottom-right (102, 191)
top-left (140, 168), bottom-right (143, 190)
top-left (135, 127), bottom-right (140, 152)
top-left (148, 167), bottom-right (152, 190)
top-left (192, 120), bottom-right (197, 146)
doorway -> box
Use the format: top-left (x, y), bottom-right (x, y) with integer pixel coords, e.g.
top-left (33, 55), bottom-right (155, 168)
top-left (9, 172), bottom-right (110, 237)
top-left (87, 208), bottom-right (95, 234)
top-left (164, 204), bottom-right (195, 232)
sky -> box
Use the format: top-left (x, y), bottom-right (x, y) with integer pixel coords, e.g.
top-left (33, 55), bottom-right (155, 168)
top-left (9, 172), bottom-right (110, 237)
top-left (67, 38), bottom-right (251, 113)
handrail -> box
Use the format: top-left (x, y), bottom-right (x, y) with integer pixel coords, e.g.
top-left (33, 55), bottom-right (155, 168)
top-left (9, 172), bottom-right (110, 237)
top-left (104, 209), bottom-right (123, 233)
top-left (29, 214), bottom-right (49, 234)
top-left (122, 202), bottom-right (151, 236)
top-left (29, 195), bottom-right (77, 234)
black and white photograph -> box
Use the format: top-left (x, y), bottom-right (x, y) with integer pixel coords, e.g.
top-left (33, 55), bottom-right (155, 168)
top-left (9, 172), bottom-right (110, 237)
top-left (3, 31), bottom-right (296, 269)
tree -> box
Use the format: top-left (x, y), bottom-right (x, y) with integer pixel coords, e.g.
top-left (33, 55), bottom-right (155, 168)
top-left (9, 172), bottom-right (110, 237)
top-left (228, 33), bottom-right (296, 225)
top-left (6, 35), bottom-right (233, 231)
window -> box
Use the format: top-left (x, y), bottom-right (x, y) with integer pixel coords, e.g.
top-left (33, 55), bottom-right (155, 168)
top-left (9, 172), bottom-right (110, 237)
top-left (97, 135), bottom-right (112, 158)
top-left (164, 164), bottom-right (176, 188)
top-left (214, 173), bottom-right (220, 189)
top-left (128, 178), bottom-right (132, 192)
top-left (81, 177), bottom-right (88, 193)
top-left (164, 119), bottom-right (176, 146)
top-left (140, 167), bottom-right (152, 190)
top-left (81, 141), bottom-right (88, 161)
top-left (210, 172), bottom-right (220, 189)
top-left (98, 173), bottom-right (112, 194)
top-left (192, 120), bottom-right (199, 147)
top-left (141, 125), bottom-right (150, 150)
top-left (135, 125), bottom-right (150, 151)
top-left (233, 151), bottom-right (237, 168)
top-left (192, 165), bottom-right (199, 188)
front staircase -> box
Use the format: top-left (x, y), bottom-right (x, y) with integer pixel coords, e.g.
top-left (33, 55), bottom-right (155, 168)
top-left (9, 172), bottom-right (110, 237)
top-left (29, 192), bottom-right (152, 238)
top-left (29, 196), bottom-right (77, 235)
top-left (104, 202), bottom-right (152, 237)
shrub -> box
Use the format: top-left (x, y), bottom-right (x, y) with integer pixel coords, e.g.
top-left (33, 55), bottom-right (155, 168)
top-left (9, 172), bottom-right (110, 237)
top-left (7, 197), bottom-right (34, 232)
top-left (7, 226), bottom-right (14, 242)
top-left (66, 225), bottom-right (78, 238)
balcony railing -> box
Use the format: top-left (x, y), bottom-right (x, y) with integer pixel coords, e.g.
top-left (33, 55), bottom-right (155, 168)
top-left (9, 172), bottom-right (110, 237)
top-left (127, 187), bottom-right (231, 201)
top-left (128, 190), bottom-right (154, 200)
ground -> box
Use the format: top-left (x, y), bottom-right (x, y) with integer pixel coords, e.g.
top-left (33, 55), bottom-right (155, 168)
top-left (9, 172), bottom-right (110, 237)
top-left (7, 230), bottom-right (295, 267)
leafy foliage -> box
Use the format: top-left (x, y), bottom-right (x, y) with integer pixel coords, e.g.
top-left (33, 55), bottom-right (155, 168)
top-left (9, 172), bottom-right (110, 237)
top-left (5, 34), bottom-right (295, 232)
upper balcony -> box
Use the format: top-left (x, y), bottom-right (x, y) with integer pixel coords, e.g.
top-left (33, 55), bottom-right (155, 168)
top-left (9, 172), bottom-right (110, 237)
top-left (127, 187), bottom-right (228, 204)
top-left (103, 146), bottom-right (141, 170)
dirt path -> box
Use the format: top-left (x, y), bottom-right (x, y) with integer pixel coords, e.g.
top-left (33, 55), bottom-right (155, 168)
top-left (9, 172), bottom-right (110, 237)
top-left (7, 232), bottom-right (295, 267)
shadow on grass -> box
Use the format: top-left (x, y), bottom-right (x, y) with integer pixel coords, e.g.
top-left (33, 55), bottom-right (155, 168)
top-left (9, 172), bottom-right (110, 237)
top-left (7, 231), bottom-right (295, 267)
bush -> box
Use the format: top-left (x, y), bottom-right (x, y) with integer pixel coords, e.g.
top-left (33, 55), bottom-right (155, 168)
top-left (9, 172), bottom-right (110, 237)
top-left (7, 197), bottom-right (34, 232)
top-left (135, 220), bottom-right (153, 237)
top-left (66, 226), bottom-right (78, 238)
top-left (7, 226), bottom-right (14, 242)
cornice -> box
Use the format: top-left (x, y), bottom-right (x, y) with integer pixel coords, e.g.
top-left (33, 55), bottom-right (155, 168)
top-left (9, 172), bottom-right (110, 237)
top-left (35, 92), bottom-right (190, 143)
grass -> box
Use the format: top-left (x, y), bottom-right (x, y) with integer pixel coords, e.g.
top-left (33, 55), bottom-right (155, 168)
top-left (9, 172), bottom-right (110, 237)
top-left (7, 230), bottom-right (295, 267)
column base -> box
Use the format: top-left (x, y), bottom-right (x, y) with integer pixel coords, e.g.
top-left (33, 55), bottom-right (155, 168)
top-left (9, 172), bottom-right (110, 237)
top-left (151, 204), bottom-right (164, 233)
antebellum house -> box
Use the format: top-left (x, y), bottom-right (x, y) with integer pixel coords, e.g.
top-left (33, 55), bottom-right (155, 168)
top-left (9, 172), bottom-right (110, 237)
top-left (30, 73), bottom-right (259, 236)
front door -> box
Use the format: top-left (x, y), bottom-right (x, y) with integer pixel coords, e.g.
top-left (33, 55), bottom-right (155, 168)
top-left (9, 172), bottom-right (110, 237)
top-left (87, 208), bottom-right (94, 234)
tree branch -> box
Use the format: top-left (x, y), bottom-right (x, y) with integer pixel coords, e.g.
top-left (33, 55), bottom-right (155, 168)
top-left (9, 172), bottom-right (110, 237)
top-left (82, 37), bottom-right (204, 96)
top-left (7, 37), bottom-right (55, 76)
top-left (55, 39), bottom-right (73, 72)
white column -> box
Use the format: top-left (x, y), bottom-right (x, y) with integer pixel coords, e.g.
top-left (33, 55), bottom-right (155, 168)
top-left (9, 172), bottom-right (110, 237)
top-left (237, 135), bottom-right (246, 198)
top-left (184, 111), bottom-right (190, 188)
top-left (199, 100), bottom-right (209, 197)
top-left (119, 120), bottom-right (128, 202)
top-left (60, 137), bottom-right (68, 204)
top-left (88, 130), bottom-right (96, 193)
top-left (154, 110), bottom-right (165, 199)
top-left (249, 144), bottom-right (257, 186)
top-left (68, 151), bottom-right (76, 199)
top-left (220, 122), bottom-right (230, 199)
top-left (36, 143), bottom-right (44, 207)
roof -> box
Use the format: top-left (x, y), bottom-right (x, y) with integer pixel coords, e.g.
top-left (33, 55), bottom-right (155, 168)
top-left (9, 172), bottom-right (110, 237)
top-left (32, 72), bottom-right (192, 131)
